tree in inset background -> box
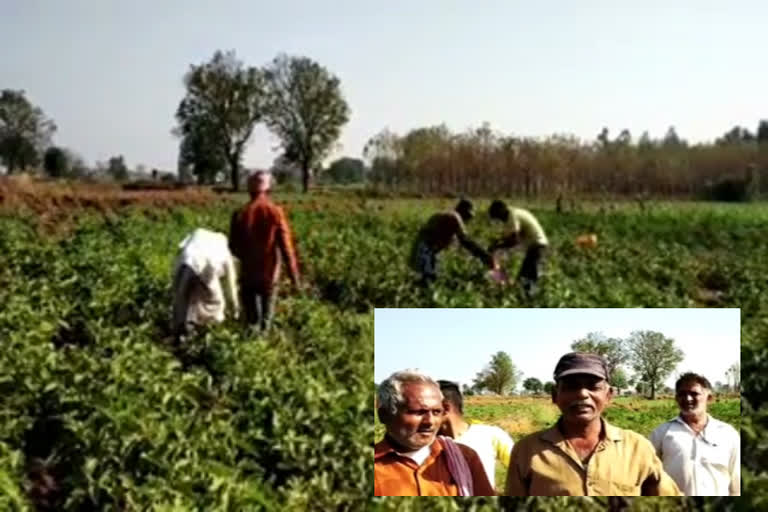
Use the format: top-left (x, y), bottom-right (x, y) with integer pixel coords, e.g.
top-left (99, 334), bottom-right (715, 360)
top-left (726, 362), bottom-right (740, 392)
top-left (627, 330), bottom-right (684, 400)
top-left (175, 50), bottom-right (265, 191)
top-left (472, 351), bottom-right (522, 396)
top-left (570, 332), bottom-right (629, 390)
top-left (262, 54), bottom-right (350, 193)
top-left (543, 381), bottom-right (555, 395)
top-left (523, 377), bottom-right (543, 395)
top-left (610, 367), bottom-right (628, 395)
top-left (0, 89), bottom-right (56, 174)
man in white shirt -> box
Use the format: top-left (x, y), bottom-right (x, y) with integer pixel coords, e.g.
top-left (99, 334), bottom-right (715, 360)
top-left (437, 380), bottom-right (515, 491)
top-left (487, 200), bottom-right (549, 298)
top-left (171, 228), bottom-right (239, 341)
top-left (649, 372), bottom-right (740, 496)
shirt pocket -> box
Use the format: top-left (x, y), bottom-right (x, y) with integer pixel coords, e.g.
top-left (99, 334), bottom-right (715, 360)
top-left (609, 479), bottom-right (641, 496)
top-left (700, 444), bottom-right (730, 470)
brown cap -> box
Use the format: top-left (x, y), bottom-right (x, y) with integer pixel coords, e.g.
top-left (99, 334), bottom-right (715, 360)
top-left (554, 352), bottom-right (609, 381)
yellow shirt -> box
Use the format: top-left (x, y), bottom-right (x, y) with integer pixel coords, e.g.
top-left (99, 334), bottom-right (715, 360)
top-left (505, 418), bottom-right (682, 496)
top-left (456, 422), bottom-right (514, 489)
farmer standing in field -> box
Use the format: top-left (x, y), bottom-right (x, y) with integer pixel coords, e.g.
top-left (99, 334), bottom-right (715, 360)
top-left (375, 370), bottom-right (495, 496)
top-left (438, 380), bottom-right (515, 492)
top-left (409, 199), bottom-right (495, 285)
top-left (228, 171), bottom-right (300, 331)
top-left (505, 352), bottom-right (682, 496)
top-left (487, 200), bottom-right (549, 297)
top-left (649, 372), bottom-right (740, 496)
top-left (171, 228), bottom-right (239, 341)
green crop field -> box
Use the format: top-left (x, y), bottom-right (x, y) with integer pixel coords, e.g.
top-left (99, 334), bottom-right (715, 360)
top-left (1, 193), bottom-right (765, 510)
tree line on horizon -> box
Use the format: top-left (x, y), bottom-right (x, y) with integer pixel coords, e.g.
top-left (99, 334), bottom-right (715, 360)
top-left (2, 55), bottom-right (768, 199)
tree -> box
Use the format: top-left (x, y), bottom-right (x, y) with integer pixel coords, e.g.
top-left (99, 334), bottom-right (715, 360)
top-left (757, 119), bottom-right (768, 146)
top-left (726, 362), bottom-right (740, 392)
top-left (611, 367), bottom-right (628, 395)
top-left (0, 89), bottom-right (56, 174)
top-left (262, 53), bottom-right (350, 193)
top-left (523, 377), bottom-right (543, 395)
top-left (717, 125), bottom-right (755, 145)
top-left (175, 50), bottom-right (265, 191)
top-left (461, 384), bottom-right (475, 397)
top-left (472, 351), bottom-right (522, 395)
top-left (43, 146), bottom-right (69, 178)
top-left (543, 381), bottom-right (555, 395)
top-left (627, 330), bottom-right (684, 399)
top-left (662, 126), bottom-right (686, 148)
top-left (324, 157), bottom-right (365, 184)
top-left (0, 134), bottom-right (40, 172)
top-left (570, 332), bottom-right (629, 383)
top-left (177, 119), bottom-right (227, 185)
top-left (107, 155), bottom-right (129, 182)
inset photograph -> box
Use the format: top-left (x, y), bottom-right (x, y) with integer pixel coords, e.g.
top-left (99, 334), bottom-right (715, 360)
top-left (374, 308), bottom-right (740, 497)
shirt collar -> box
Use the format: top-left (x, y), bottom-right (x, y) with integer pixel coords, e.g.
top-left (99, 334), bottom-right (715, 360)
top-left (673, 414), bottom-right (720, 445)
top-left (540, 417), bottom-right (623, 445)
top-left (374, 436), bottom-right (442, 460)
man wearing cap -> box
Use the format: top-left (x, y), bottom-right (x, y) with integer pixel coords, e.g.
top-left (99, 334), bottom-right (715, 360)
top-left (505, 352), bottom-right (682, 496)
top-left (375, 370), bottom-right (495, 496)
top-left (409, 199), bottom-right (495, 285)
top-left (229, 171), bottom-right (300, 330)
top-left (649, 372), bottom-right (740, 496)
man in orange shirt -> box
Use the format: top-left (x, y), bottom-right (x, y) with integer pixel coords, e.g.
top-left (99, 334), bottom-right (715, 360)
top-left (375, 370), bottom-right (495, 496)
top-left (229, 171), bottom-right (300, 331)
top-left (409, 199), bottom-right (495, 285)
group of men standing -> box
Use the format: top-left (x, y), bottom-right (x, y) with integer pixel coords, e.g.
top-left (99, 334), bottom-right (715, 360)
top-left (375, 352), bottom-right (740, 497)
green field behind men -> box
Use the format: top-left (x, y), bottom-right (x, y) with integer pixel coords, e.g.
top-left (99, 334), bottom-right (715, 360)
top-left (0, 190), bottom-right (763, 510)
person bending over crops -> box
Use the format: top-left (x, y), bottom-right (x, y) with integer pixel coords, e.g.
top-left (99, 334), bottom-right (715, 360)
top-left (438, 379), bottom-right (515, 493)
top-left (229, 171), bottom-right (300, 331)
top-left (487, 200), bottom-right (549, 298)
top-left (649, 372), bottom-right (740, 496)
top-left (171, 228), bottom-right (239, 342)
top-left (409, 199), bottom-right (495, 285)
top-left (505, 352), bottom-right (682, 496)
top-left (375, 370), bottom-right (495, 496)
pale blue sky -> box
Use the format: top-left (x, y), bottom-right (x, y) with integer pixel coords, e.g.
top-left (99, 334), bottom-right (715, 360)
top-left (374, 308), bottom-right (741, 390)
top-left (3, 1), bottom-right (767, 171)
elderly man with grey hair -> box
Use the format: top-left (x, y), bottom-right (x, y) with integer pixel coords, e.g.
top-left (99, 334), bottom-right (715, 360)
top-left (374, 369), bottom-right (495, 496)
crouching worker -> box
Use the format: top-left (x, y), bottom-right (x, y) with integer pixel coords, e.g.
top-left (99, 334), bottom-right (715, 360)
top-left (488, 200), bottom-right (549, 298)
top-left (171, 228), bottom-right (239, 342)
top-left (410, 199), bottom-right (495, 286)
top-left (375, 369), bottom-right (495, 496)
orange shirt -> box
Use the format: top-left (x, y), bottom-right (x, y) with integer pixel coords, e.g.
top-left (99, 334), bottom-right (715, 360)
top-left (374, 437), bottom-right (496, 496)
top-left (228, 195), bottom-right (299, 290)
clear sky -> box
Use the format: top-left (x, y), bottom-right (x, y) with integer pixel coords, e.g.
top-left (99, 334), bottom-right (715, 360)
top-left (3, 1), bottom-right (767, 171)
top-left (374, 308), bottom-right (741, 391)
